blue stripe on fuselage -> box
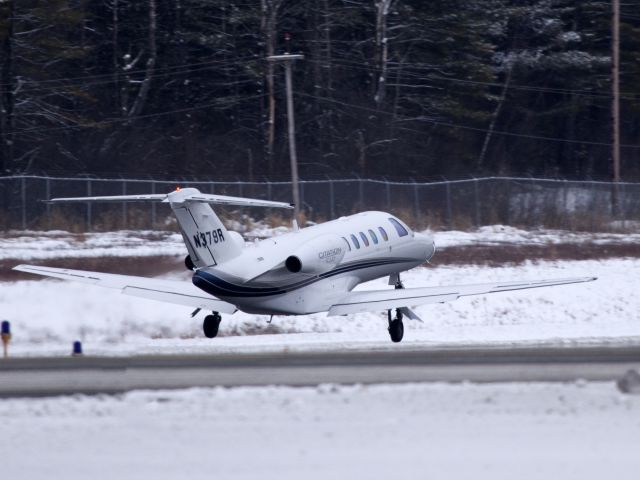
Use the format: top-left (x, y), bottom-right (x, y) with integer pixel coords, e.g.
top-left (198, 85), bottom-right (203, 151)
top-left (192, 258), bottom-right (414, 298)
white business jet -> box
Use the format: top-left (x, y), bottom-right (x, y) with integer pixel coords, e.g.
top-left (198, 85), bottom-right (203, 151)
top-left (14, 188), bottom-right (595, 342)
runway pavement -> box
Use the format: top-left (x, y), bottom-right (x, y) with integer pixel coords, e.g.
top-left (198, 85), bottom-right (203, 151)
top-left (1, 344), bottom-right (639, 397)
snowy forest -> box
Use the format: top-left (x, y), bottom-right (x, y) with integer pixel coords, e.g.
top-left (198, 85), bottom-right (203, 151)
top-left (0, 0), bottom-right (639, 180)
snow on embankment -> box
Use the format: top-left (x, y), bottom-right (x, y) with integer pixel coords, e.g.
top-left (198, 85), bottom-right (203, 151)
top-left (0, 382), bottom-right (638, 480)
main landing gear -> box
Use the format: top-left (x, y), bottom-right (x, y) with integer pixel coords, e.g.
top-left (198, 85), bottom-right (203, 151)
top-left (387, 272), bottom-right (405, 343)
top-left (203, 312), bottom-right (222, 338)
top-left (388, 309), bottom-right (404, 343)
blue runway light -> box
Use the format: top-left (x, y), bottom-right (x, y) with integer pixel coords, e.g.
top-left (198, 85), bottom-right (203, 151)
top-left (72, 340), bottom-right (83, 356)
top-left (1, 320), bottom-right (10, 358)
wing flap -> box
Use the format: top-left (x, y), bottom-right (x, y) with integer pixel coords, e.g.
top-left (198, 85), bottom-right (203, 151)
top-left (328, 276), bottom-right (596, 316)
top-left (13, 264), bottom-right (237, 314)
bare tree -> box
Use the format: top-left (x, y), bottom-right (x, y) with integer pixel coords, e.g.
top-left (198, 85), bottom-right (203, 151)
top-left (261, 0), bottom-right (281, 175)
top-left (0, 0), bottom-right (15, 173)
top-left (100, 0), bottom-right (157, 157)
top-left (477, 64), bottom-right (513, 169)
top-left (373, 0), bottom-right (393, 107)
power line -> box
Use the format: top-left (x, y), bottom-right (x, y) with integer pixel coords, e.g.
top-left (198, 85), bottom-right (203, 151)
top-left (299, 91), bottom-right (640, 149)
top-left (8, 92), bottom-right (266, 137)
top-left (307, 57), bottom-right (640, 100)
top-left (0, 55), bottom-right (260, 89)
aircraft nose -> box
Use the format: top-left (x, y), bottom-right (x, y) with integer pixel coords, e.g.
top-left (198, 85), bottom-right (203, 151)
top-left (414, 232), bottom-right (436, 261)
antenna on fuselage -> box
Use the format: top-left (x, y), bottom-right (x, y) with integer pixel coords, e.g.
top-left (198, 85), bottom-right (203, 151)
top-left (292, 218), bottom-right (299, 232)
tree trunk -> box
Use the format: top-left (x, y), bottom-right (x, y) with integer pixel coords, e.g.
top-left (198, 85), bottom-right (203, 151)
top-left (128, 0), bottom-right (157, 119)
top-left (112, 0), bottom-right (120, 115)
top-left (477, 65), bottom-right (513, 170)
top-left (100, 0), bottom-right (157, 158)
top-left (262, 0), bottom-right (280, 175)
top-left (0, 0), bottom-right (15, 173)
top-left (374, 0), bottom-right (392, 107)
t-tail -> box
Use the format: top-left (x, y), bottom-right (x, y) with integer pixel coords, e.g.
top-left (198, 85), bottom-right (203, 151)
top-left (48, 187), bottom-right (294, 268)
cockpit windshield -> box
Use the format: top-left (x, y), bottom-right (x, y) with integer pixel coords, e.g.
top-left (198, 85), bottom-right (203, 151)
top-left (388, 217), bottom-right (409, 237)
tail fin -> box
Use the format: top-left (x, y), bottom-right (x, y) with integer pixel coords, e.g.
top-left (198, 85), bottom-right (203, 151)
top-left (49, 187), bottom-right (294, 267)
top-left (171, 194), bottom-right (238, 267)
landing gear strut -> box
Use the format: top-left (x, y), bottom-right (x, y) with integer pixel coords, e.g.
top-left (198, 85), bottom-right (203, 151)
top-left (203, 312), bottom-right (222, 338)
top-left (388, 309), bottom-right (404, 343)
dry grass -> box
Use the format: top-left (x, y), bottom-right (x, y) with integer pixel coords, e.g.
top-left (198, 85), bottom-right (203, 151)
top-left (3, 256), bottom-right (184, 282)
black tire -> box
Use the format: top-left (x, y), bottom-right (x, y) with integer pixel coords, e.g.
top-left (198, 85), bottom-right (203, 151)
top-left (388, 318), bottom-right (404, 343)
top-left (203, 314), bottom-right (221, 338)
top-left (185, 255), bottom-right (195, 271)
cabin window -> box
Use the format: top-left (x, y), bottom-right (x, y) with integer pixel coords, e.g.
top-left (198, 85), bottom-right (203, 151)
top-left (342, 237), bottom-right (351, 251)
top-left (368, 229), bottom-right (378, 244)
top-left (359, 232), bottom-right (369, 247)
top-left (388, 218), bottom-right (409, 237)
top-left (350, 234), bottom-right (360, 249)
top-left (378, 227), bottom-right (389, 241)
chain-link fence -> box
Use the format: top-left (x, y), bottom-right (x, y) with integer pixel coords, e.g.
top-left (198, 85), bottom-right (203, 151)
top-left (1, 175), bottom-right (638, 232)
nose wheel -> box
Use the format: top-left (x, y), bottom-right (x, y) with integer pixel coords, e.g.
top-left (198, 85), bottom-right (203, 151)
top-left (388, 309), bottom-right (404, 343)
top-left (203, 312), bottom-right (222, 338)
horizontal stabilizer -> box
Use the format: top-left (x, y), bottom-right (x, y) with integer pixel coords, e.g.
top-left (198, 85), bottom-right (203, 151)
top-left (184, 192), bottom-right (293, 209)
top-left (328, 276), bottom-right (596, 316)
top-left (48, 188), bottom-right (294, 209)
top-left (48, 194), bottom-right (168, 203)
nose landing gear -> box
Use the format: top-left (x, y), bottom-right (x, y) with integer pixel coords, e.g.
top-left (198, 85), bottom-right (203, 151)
top-left (388, 309), bottom-right (404, 343)
top-left (203, 312), bottom-right (222, 338)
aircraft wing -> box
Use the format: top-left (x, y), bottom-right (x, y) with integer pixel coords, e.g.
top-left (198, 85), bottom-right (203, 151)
top-left (328, 276), bottom-right (596, 316)
top-left (13, 265), bottom-right (237, 314)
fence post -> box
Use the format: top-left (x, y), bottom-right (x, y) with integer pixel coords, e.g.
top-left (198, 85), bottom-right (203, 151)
top-left (474, 178), bottom-right (481, 227)
top-left (357, 175), bottom-right (364, 208)
top-left (563, 179), bottom-right (569, 229)
top-left (620, 182), bottom-right (626, 230)
top-left (328, 176), bottom-right (335, 219)
top-left (412, 179), bottom-right (420, 221)
top-left (504, 179), bottom-right (511, 226)
top-left (86, 179), bottom-right (92, 231)
top-left (45, 177), bottom-right (51, 230)
top-left (122, 180), bottom-right (127, 229)
top-left (384, 177), bottom-right (391, 210)
top-left (151, 181), bottom-right (157, 228)
top-left (445, 181), bottom-right (452, 229)
top-left (299, 181), bottom-right (305, 215)
top-left (20, 177), bottom-right (26, 230)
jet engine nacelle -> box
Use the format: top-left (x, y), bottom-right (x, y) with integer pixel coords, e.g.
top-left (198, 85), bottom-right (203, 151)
top-left (285, 234), bottom-right (346, 274)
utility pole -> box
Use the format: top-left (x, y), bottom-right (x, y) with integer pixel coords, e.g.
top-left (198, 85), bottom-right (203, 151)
top-left (267, 34), bottom-right (304, 223)
top-left (612, 0), bottom-right (621, 214)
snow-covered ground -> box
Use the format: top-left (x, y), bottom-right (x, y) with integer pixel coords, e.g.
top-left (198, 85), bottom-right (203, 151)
top-left (1, 226), bottom-right (638, 355)
top-left (2, 228), bottom-right (638, 479)
top-left (0, 382), bottom-right (638, 480)
top-left (1, 258), bottom-right (638, 356)
top-left (3, 225), bottom-right (639, 260)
